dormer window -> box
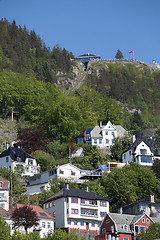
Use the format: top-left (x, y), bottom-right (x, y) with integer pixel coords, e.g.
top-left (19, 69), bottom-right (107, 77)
top-left (59, 169), bottom-right (64, 174)
top-left (140, 149), bottom-right (147, 155)
top-left (123, 225), bottom-right (128, 231)
top-left (6, 157), bottom-right (9, 162)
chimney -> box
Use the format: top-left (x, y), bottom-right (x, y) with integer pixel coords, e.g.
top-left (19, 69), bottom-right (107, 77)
top-left (85, 185), bottom-right (89, 192)
top-left (99, 121), bottom-right (102, 128)
top-left (66, 184), bottom-right (69, 190)
top-left (118, 207), bottom-right (123, 214)
top-left (132, 135), bottom-right (136, 143)
top-left (150, 195), bottom-right (155, 203)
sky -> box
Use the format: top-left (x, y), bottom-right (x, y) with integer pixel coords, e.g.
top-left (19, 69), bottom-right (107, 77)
top-left (0, 0), bottom-right (160, 64)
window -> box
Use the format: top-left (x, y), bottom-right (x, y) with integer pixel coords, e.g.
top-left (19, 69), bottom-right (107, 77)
top-left (105, 131), bottom-right (108, 135)
top-left (99, 139), bottom-right (102, 144)
top-left (111, 226), bottom-right (114, 233)
top-left (81, 199), bottom-right (85, 204)
top-left (39, 212), bottom-right (47, 217)
top-left (71, 197), bottom-right (78, 203)
top-left (80, 221), bottom-right (84, 226)
top-left (6, 157), bottom-right (9, 162)
top-left (81, 209), bottom-right (85, 215)
top-left (91, 222), bottom-right (95, 227)
top-left (74, 220), bottom-right (77, 225)
top-left (48, 222), bottom-right (51, 229)
top-left (0, 182), bottom-right (2, 188)
top-left (52, 201), bottom-right (55, 206)
top-left (106, 219), bottom-right (110, 224)
top-left (59, 169), bottom-right (64, 174)
top-left (49, 202), bottom-right (52, 208)
top-left (140, 149), bottom-right (147, 155)
top-left (53, 212), bottom-right (55, 217)
top-left (100, 201), bottom-right (107, 207)
top-left (146, 219), bottom-right (149, 223)
top-left (71, 171), bottom-right (75, 176)
top-left (140, 226), bottom-right (145, 233)
top-left (124, 153), bottom-right (126, 159)
top-left (135, 226), bottom-right (139, 233)
top-left (129, 150), bottom-right (131, 156)
top-left (112, 139), bottom-right (115, 144)
top-left (67, 209), bottom-right (69, 214)
top-left (111, 131), bottom-right (114, 135)
top-left (100, 212), bottom-right (106, 217)
top-left (98, 223), bottom-right (101, 227)
top-left (45, 203), bottom-right (48, 209)
top-left (68, 219), bottom-right (71, 225)
top-left (106, 139), bottom-right (109, 144)
top-left (123, 225), bottom-right (128, 231)
top-left (71, 209), bottom-right (78, 214)
top-left (94, 139), bottom-right (97, 144)
top-left (42, 222), bottom-right (46, 228)
top-left (142, 218), bottom-right (145, 223)
top-left (89, 211), bottom-right (94, 215)
top-left (89, 200), bottom-right (93, 205)
top-left (123, 238), bottom-right (129, 240)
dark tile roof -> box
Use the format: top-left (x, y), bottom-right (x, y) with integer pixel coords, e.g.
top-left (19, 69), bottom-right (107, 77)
top-left (0, 147), bottom-right (33, 162)
top-left (43, 187), bottom-right (108, 203)
top-left (122, 196), bottom-right (160, 209)
top-left (123, 138), bottom-right (160, 155)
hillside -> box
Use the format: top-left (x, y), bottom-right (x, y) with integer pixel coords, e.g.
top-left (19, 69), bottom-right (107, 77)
top-left (0, 19), bottom-right (160, 143)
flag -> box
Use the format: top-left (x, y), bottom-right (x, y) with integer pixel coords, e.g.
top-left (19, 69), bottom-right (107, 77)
top-left (129, 50), bottom-right (134, 54)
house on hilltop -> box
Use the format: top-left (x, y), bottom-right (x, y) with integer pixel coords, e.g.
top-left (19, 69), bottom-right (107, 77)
top-left (91, 121), bottom-right (128, 149)
top-left (122, 138), bottom-right (160, 166)
top-left (0, 147), bottom-right (40, 176)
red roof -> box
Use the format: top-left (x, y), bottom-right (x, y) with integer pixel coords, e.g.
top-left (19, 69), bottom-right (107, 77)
top-left (0, 206), bottom-right (10, 218)
top-left (9, 203), bottom-right (55, 219)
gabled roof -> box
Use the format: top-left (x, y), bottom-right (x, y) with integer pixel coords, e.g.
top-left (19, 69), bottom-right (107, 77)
top-left (122, 138), bottom-right (160, 155)
top-left (9, 203), bottom-right (54, 219)
top-left (43, 187), bottom-right (109, 203)
top-left (103, 213), bottom-right (153, 233)
top-left (0, 175), bottom-right (9, 189)
top-left (122, 196), bottom-right (160, 209)
top-left (0, 147), bottom-right (34, 162)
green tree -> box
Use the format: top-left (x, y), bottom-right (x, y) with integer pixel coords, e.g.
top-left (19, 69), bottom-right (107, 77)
top-left (110, 136), bottom-right (132, 161)
top-left (103, 162), bottom-right (158, 209)
top-left (32, 150), bottom-right (56, 171)
top-left (115, 49), bottom-right (123, 59)
top-left (0, 215), bottom-right (11, 240)
top-left (137, 223), bottom-right (160, 240)
top-left (45, 228), bottom-right (80, 240)
top-left (152, 158), bottom-right (160, 181)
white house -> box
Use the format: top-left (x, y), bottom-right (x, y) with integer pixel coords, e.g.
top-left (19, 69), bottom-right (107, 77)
top-left (0, 176), bottom-right (9, 210)
top-left (122, 138), bottom-right (160, 166)
top-left (24, 163), bottom-right (103, 195)
top-left (9, 203), bottom-right (55, 238)
top-left (0, 147), bottom-right (40, 176)
top-left (91, 121), bottom-right (128, 149)
top-left (43, 185), bottom-right (109, 239)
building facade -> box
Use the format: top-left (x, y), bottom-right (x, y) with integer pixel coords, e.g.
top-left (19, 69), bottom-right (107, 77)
top-left (0, 176), bottom-right (9, 210)
top-left (122, 138), bottom-right (160, 166)
top-left (43, 186), bottom-right (109, 239)
top-left (95, 213), bottom-right (154, 240)
top-left (0, 147), bottom-right (40, 176)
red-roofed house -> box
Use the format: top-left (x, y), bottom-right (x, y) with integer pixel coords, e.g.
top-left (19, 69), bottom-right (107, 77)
top-left (9, 203), bottom-right (55, 238)
top-left (0, 175), bottom-right (9, 210)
